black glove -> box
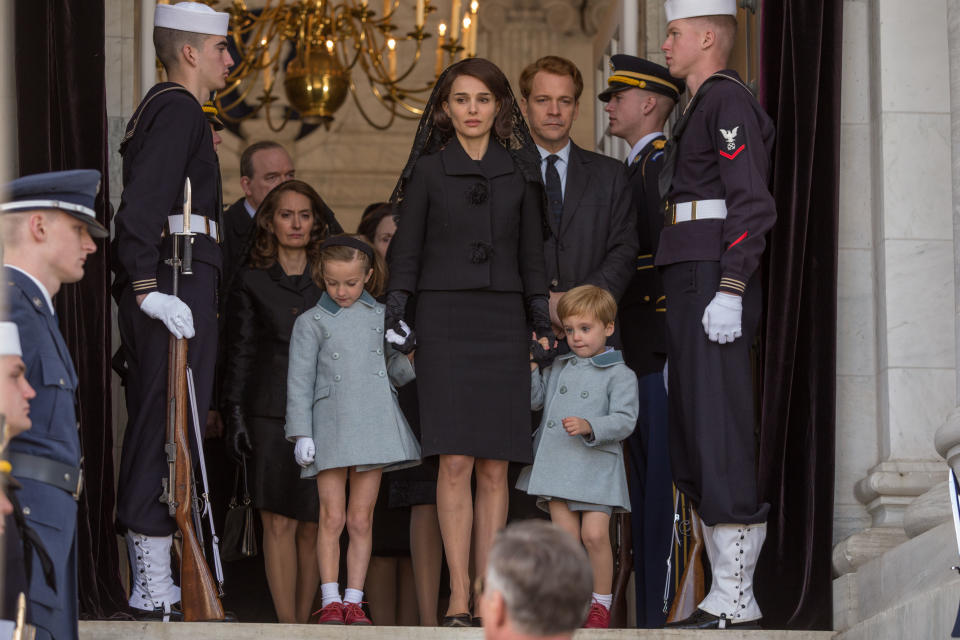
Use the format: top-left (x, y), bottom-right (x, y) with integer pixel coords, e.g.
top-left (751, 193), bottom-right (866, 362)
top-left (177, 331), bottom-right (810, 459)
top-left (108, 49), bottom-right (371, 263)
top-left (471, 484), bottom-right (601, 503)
top-left (224, 404), bottom-right (253, 462)
top-left (384, 290), bottom-right (417, 354)
top-left (527, 294), bottom-right (558, 365)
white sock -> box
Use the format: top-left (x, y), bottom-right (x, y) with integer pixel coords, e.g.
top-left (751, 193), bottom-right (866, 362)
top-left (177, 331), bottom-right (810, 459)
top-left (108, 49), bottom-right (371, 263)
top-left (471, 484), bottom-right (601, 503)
top-left (592, 593), bottom-right (612, 610)
top-left (344, 588), bottom-right (364, 604)
top-left (321, 582), bottom-right (342, 607)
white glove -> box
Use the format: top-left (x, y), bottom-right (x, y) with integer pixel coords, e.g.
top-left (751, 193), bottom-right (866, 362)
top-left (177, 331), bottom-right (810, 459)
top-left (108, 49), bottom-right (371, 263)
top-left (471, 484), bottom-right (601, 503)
top-left (663, 359), bottom-right (669, 395)
top-left (701, 292), bottom-right (743, 344)
top-left (385, 320), bottom-right (411, 346)
top-left (139, 292), bottom-right (195, 339)
top-left (294, 436), bottom-right (315, 467)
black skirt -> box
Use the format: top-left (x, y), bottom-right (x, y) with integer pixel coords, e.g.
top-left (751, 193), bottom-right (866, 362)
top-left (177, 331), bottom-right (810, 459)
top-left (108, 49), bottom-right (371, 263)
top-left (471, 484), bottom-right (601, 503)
top-left (248, 416), bottom-right (319, 522)
top-left (415, 290), bottom-right (532, 463)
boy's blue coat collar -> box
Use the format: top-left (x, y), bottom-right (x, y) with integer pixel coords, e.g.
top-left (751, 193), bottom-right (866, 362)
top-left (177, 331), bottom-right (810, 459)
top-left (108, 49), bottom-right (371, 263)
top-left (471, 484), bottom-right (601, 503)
top-left (557, 349), bottom-right (624, 367)
top-left (317, 290), bottom-right (377, 315)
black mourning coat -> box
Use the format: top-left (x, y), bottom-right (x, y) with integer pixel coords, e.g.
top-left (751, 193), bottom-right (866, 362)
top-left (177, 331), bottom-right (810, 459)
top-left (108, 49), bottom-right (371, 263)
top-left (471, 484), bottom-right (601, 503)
top-left (222, 263), bottom-right (322, 418)
top-left (388, 137), bottom-right (547, 299)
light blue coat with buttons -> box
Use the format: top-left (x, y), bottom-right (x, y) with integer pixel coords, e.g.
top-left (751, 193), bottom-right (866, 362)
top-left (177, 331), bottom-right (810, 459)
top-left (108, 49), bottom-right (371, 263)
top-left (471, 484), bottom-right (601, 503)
top-left (516, 349), bottom-right (639, 512)
top-left (285, 290), bottom-right (420, 476)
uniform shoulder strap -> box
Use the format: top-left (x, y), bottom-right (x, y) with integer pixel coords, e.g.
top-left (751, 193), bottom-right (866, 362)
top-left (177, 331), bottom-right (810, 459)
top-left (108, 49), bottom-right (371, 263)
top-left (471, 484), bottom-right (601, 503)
top-left (119, 85), bottom-right (194, 155)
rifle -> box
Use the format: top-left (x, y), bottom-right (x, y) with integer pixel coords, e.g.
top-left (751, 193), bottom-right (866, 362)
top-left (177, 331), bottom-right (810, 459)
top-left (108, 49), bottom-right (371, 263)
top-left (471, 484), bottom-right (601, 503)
top-left (160, 178), bottom-right (225, 622)
top-left (610, 512), bottom-right (633, 627)
top-left (666, 505), bottom-right (705, 622)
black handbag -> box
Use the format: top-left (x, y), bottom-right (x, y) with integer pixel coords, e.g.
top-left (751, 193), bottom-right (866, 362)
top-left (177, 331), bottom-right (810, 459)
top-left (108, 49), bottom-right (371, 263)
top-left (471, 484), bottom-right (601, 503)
top-left (221, 458), bottom-right (258, 562)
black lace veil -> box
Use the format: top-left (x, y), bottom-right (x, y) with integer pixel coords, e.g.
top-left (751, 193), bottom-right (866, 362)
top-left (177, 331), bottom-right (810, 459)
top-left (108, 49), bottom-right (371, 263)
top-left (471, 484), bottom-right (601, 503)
top-left (389, 58), bottom-right (544, 211)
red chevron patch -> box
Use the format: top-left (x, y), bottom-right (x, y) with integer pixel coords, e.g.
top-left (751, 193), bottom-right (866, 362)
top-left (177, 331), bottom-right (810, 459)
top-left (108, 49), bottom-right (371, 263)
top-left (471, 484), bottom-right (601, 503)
top-left (719, 144), bottom-right (745, 160)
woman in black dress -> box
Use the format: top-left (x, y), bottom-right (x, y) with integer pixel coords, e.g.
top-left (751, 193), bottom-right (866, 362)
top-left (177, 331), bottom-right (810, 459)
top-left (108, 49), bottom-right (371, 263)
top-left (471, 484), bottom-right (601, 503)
top-left (222, 179), bottom-right (335, 623)
top-left (385, 58), bottom-right (553, 626)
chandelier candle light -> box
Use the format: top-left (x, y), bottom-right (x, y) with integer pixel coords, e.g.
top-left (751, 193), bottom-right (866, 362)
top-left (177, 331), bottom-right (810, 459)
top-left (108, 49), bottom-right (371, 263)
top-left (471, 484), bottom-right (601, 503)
top-left (211, 0), bottom-right (480, 131)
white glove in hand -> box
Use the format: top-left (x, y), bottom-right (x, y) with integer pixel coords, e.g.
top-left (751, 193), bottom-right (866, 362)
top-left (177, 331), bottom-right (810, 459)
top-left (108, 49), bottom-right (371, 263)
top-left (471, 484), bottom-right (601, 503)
top-left (294, 436), bottom-right (315, 467)
top-left (663, 359), bottom-right (669, 395)
top-left (139, 292), bottom-right (195, 339)
top-left (385, 320), bottom-right (411, 346)
top-left (701, 292), bottom-right (743, 344)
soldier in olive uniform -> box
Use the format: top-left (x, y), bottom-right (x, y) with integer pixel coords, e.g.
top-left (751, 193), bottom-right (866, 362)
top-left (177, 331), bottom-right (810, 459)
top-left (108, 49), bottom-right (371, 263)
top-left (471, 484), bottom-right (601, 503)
top-left (112, 1), bottom-right (233, 618)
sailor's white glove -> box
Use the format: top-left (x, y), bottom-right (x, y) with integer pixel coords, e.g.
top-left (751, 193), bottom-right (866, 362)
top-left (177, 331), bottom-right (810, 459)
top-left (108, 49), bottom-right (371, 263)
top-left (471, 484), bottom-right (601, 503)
top-left (139, 292), bottom-right (195, 339)
top-left (294, 436), bottom-right (315, 468)
top-left (701, 292), bottom-right (742, 344)
top-left (385, 320), bottom-right (412, 346)
top-left (663, 359), bottom-right (669, 395)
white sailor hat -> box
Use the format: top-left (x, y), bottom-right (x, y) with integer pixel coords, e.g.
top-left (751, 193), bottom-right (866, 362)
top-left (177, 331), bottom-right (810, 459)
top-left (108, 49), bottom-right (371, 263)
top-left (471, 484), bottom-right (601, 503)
top-left (0, 323), bottom-right (21, 357)
top-left (155, 1), bottom-right (230, 36)
top-left (664, 0), bottom-right (737, 22)
top-left (0, 169), bottom-right (108, 238)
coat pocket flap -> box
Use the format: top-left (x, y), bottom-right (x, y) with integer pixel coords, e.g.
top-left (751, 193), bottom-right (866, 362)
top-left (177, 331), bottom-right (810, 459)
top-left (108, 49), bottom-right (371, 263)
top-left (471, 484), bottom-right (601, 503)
top-left (313, 385), bottom-right (330, 403)
top-left (41, 355), bottom-right (75, 391)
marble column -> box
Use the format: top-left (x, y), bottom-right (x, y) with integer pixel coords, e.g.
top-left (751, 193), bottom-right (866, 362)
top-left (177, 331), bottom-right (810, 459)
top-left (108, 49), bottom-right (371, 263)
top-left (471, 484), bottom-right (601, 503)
top-left (833, 0), bottom-right (955, 576)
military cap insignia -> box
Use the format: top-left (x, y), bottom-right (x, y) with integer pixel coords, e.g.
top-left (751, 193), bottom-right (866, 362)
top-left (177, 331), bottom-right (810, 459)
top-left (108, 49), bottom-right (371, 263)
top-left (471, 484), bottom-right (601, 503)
top-left (718, 124), bottom-right (745, 159)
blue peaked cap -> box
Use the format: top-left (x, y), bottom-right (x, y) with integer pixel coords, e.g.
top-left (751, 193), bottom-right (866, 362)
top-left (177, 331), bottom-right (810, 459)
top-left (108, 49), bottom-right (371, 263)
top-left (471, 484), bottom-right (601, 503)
top-left (1, 169), bottom-right (108, 238)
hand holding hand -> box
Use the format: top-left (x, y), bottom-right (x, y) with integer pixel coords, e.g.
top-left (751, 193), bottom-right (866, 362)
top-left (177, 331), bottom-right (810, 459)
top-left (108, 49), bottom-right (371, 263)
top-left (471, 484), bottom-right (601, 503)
top-left (530, 332), bottom-right (557, 369)
top-left (294, 436), bottom-right (315, 467)
top-left (140, 292), bottom-right (195, 339)
top-left (701, 292), bottom-right (743, 344)
top-left (562, 416), bottom-right (592, 437)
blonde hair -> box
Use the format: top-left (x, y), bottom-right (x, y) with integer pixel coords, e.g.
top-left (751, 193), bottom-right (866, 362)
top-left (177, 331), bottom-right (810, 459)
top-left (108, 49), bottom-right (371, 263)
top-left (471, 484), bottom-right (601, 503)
top-left (557, 285), bottom-right (617, 326)
top-left (694, 15), bottom-right (738, 60)
top-left (315, 235), bottom-right (387, 297)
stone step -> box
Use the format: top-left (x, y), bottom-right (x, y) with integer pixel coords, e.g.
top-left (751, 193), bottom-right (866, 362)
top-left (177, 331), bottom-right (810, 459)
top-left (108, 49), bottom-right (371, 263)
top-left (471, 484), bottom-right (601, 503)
top-left (79, 621), bottom-right (836, 639)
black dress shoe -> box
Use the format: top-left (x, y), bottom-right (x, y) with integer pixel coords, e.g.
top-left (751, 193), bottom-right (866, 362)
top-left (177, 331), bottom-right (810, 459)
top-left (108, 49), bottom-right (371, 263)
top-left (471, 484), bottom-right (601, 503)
top-left (664, 608), bottom-right (761, 630)
top-left (441, 613), bottom-right (473, 627)
top-left (471, 616), bottom-right (483, 627)
top-left (128, 604), bottom-right (184, 622)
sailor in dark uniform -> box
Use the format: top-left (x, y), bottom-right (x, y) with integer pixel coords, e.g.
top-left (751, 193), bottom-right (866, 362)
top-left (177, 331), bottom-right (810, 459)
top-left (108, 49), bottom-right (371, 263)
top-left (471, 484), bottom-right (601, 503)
top-left (656, 0), bottom-right (776, 629)
top-left (599, 54), bottom-right (683, 628)
top-left (0, 169), bottom-right (107, 640)
top-left (112, 1), bottom-right (233, 618)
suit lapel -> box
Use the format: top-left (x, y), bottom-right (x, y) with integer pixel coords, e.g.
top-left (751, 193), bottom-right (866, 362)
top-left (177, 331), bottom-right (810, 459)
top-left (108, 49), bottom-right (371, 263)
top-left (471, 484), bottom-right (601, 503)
top-left (558, 144), bottom-right (588, 238)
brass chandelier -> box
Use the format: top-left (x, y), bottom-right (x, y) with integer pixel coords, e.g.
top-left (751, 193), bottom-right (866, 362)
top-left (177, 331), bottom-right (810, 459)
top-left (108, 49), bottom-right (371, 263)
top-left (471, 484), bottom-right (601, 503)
top-left (212, 0), bottom-right (480, 131)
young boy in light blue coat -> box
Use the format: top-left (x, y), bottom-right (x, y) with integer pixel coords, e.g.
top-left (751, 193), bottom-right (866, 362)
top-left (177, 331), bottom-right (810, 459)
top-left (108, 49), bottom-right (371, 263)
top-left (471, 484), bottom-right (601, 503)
top-left (517, 285), bottom-right (638, 629)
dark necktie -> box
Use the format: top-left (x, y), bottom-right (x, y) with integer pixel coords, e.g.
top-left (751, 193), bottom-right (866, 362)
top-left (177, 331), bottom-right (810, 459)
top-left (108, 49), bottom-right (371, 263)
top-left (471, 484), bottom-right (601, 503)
top-left (545, 154), bottom-right (563, 230)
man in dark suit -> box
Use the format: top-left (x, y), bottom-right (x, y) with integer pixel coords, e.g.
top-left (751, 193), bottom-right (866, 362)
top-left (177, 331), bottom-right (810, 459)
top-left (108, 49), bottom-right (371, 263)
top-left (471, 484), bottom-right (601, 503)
top-left (518, 56), bottom-right (637, 335)
top-left (1, 169), bottom-right (107, 640)
top-left (220, 141), bottom-right (296, 291)
top-left (599, 54), bottom-right (683, 628)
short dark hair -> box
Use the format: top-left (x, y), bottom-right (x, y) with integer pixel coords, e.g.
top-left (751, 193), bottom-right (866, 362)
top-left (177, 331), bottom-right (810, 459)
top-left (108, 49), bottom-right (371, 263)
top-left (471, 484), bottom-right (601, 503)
top-left (485, 520), bottom-right (593, 635)
top-left (249, 179), bottom-right (331, 269)
top-left (153, 26), bottom-right (206, 72)
top-left (518, 56), bottom-right (584, 101)
top-left (432, 58), bottom-right (515, 141)
top-left (240, 141), bottom-right (288, 178)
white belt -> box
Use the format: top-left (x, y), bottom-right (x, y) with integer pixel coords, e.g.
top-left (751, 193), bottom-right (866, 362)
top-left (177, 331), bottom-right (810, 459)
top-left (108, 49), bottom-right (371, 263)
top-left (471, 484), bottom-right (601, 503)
top-left (668, 199), bottom-right (727, 224)
top-left (166, 214), bottom-right (219, 240)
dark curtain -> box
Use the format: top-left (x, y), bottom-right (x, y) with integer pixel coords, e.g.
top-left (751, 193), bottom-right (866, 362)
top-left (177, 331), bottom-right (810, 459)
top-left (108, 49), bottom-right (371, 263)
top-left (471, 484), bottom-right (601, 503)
top-left (755, 0), bottom-right (842, 630)
top-left (14, 0), bottom-right (127, 618)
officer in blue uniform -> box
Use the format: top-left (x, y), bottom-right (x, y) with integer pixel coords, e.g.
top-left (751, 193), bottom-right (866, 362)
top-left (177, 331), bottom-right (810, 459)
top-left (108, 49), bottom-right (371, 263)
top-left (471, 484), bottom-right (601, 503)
top-left (599, 55), bottom-right (683, 628)
top-left (0, 169), bottom-right (107, 640)
top-left (112, 1), bottom-right (232, 617)
top-left (657, 0), bottom-right (777, 629)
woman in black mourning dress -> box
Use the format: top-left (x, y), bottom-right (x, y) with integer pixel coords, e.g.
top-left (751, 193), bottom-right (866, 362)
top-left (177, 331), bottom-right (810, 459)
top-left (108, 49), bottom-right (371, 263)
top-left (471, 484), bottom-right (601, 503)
top-left (385, 57), bottom-right (553, 626)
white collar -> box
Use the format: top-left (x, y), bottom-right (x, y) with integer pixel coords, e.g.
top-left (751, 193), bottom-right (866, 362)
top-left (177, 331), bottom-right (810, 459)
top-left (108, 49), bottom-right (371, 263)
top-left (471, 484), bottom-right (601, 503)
top-left (244, 199), bottom-right (257, 218)
top-left (536, 140), bottom-right (572, 164)
top-left (628, 131), bottom-right (665, 166)
top-left (5, 264), bottom-right (55, 314)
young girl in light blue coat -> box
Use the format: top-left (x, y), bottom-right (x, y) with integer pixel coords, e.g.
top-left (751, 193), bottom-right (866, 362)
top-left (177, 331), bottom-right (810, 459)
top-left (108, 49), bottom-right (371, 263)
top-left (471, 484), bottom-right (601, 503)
top-left (517, 285), bottom-right (638, 629)
top-left (285, 235), bottom-right (420, 625)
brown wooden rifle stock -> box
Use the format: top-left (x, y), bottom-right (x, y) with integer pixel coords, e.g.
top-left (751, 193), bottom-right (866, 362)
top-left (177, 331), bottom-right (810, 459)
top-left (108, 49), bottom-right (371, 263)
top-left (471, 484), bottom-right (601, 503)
top-left (610, 511), bottom-right (633, 627)
top-left (166, 335), bottom-right (224, 621)
top-left (666, 507), bottom-right (705, 622)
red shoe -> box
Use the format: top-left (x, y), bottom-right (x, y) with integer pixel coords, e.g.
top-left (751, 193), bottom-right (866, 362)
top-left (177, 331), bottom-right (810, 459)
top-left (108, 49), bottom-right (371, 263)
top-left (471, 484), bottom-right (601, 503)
top-left (583, 601), bottom-right (610, 629)
top-left (315, 601), bottom-right (345, 624)
top-left (344, 601), bottom-right (373, 625)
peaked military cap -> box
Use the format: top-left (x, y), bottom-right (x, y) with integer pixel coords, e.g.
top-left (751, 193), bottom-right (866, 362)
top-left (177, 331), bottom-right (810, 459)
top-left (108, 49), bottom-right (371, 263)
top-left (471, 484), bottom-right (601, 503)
top-left (0, 169), bottom-right (108, 238)
top-left (598, 54), bottom-right (684, 102)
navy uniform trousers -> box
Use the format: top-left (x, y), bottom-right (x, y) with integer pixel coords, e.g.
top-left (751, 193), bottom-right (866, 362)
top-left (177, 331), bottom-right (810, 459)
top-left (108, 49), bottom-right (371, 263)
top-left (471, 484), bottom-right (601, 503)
top-left (115, 254), bottom-right (218, 537)
top-left (660, 261), bottom-right (768, 526)
top-left (5, 267), bottom-right (80, 640)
